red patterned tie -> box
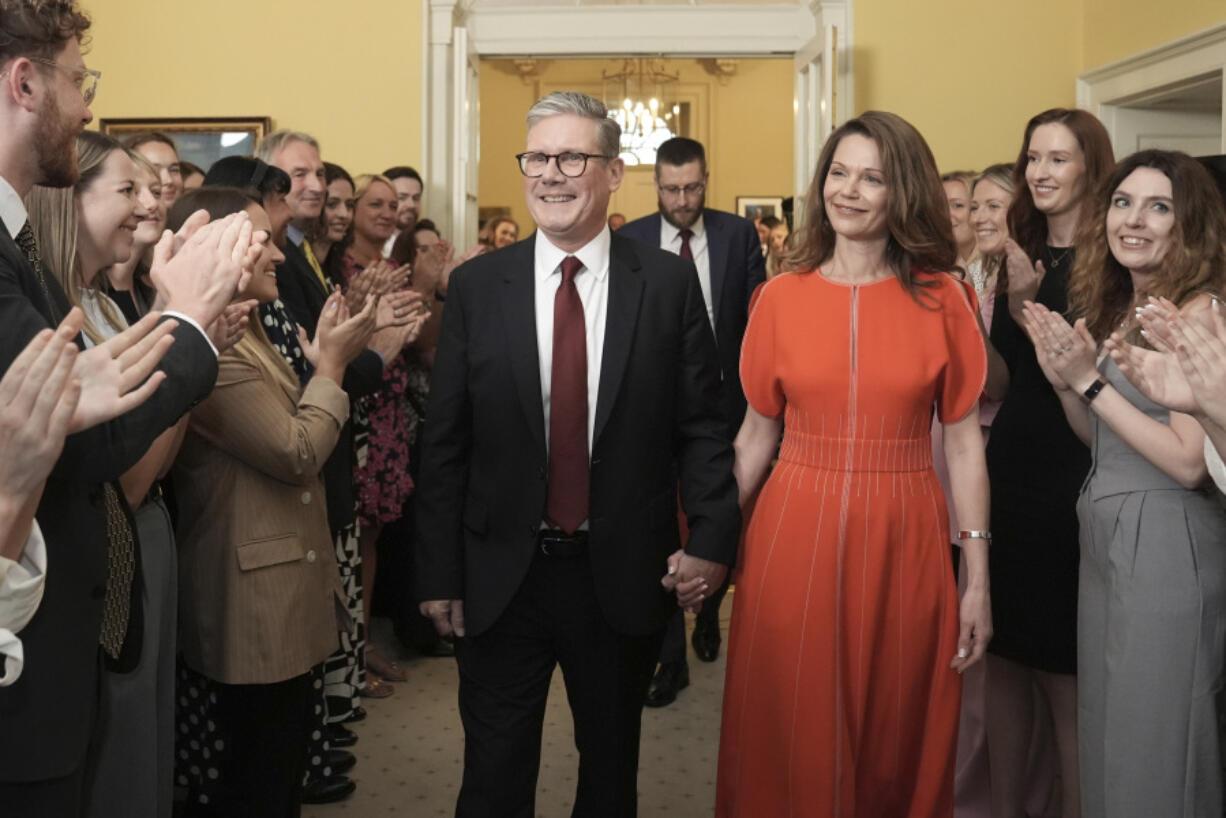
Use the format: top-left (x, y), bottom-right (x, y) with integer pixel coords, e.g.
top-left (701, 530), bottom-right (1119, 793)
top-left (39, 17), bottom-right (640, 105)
top-left (678, 228), bottom-right (694, 261)
top-left (544, 256), bottom-right (589, 533)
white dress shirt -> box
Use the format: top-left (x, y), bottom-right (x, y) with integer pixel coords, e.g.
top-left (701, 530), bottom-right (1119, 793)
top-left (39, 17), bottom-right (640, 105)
top-left (534, 227), bottom-right (610, 456)
top-left (660, 215), bottom-right (714, 330)
top-left (0, 522), bottom-right (47, 686)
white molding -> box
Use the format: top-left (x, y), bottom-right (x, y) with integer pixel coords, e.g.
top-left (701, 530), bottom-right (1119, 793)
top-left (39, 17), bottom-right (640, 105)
top-left (1077, 21), bottom-right (1226, 156)
top-left (467, 4), bottom-right (818, 56)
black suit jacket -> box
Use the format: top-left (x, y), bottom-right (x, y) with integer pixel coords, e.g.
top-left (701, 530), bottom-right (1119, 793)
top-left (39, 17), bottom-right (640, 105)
top-left (274, 240), bottom-right (382, 533)
top-left (618, 209), bottom-right (765, 437)
top-left (414, 233), bottom-right (739, 637)
top-left (0, 226), bottom-right (218, 780)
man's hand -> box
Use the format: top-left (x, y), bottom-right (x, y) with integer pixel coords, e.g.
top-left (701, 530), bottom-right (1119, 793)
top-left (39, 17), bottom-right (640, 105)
top-left (150, 212), bottom-right (255, 330)
top-left (69, 310), bottom-right (178, 433)
top-left (420, 599), bottom-right (466, 639)
top-left (0, 318), bottom-right (81, 501)
top-left (661, 550), bottom-right (728, 613)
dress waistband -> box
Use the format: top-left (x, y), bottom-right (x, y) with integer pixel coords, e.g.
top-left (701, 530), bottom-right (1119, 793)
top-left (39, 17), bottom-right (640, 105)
top-left (777, 430), bottom-right (934, 473)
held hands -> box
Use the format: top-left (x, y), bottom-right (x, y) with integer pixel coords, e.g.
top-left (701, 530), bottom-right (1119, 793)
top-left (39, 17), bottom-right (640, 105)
top-left (420, 599), bottom-right (465, 639)
top-left (150, 211), bottom-right (257, 330)
top-left (951, 584), bottom-right (992, 674)
top-left (1020, 301), bottom-right (1098, 392)
top-left (0, 317), bottom-right (82, 502)
top-left (661, 550), bottom-right (729, 614)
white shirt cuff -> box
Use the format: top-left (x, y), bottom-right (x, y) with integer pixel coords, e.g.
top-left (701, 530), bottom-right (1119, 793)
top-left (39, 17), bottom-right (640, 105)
top-left (162, 310), bottom-right (219, 358)
top-left (0, 523), bottom-right (47, 687)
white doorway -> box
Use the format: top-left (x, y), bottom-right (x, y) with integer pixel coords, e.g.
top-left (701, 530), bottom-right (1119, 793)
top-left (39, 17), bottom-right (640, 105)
top-left (423, 0), bottom-right (853, 246)
top-left (1078, 22), bottom-right (1226, 159)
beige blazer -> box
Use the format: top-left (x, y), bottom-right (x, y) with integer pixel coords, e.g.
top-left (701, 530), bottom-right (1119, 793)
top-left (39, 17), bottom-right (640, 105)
top-left (174, 349), bottom-right (349, 685)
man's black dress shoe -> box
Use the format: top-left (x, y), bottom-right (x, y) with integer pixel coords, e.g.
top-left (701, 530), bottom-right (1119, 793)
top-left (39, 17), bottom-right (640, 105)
top-left (691, 617), bottom-right (722, 662)
top-left (644, 661), bottom-right (689, 708)
top-left (301, 775), bottom-right (355, 804)
top-left (324, 748), bottom-right (356, 776)
top-left (343, 705), bottom-right (367, 724)
top-left (325, 723), bottom-right (357, 748)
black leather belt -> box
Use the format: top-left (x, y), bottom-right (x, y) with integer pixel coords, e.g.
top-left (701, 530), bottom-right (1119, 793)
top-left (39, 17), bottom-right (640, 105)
top-left (537, 529), bottom-right (588, 558)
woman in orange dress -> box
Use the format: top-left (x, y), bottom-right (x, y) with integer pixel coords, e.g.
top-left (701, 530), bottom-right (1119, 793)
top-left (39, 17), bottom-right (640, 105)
top-left (717, 111), bottom-right (993, 818)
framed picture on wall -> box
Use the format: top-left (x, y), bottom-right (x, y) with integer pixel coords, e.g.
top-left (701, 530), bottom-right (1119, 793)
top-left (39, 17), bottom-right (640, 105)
top-left (736, 196), bottom-right (784, 221)
top-left (99, 117), bottom-right (273, 171)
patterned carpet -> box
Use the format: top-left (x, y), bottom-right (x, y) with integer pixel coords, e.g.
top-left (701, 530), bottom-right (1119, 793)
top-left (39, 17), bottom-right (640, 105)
top-left (304, 600), bottom-right (731, 817)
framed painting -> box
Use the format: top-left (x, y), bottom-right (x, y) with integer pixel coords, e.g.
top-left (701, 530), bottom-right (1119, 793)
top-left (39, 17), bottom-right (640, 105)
top-left (98, 117), bottom-right (273, 171)
top-left (736, 196), bottom-right (784, 221)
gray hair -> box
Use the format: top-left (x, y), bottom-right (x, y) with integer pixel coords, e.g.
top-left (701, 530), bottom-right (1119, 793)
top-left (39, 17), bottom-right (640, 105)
top-left (255, 130), bottom-right (321, 163)
top-left (526, 91), bottom-right (621, 161)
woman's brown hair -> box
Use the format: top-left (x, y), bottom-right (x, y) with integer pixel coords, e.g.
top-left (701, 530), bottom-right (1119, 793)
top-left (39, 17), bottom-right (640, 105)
top-left (780, 110), bottom-right (957, 304)
top-left (1069, 149), bottom-right (1226, 341)
top-left (1006, 108), bottom-right (1114, 263)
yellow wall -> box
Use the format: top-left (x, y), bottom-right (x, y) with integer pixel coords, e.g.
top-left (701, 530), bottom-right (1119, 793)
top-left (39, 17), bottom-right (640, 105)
top-left (478, 58), bottom-right (795, 232)
top-left (1082, 0), bottom-right (1225, 68)
top-left (853, 0), bottom-right (1083, 173)
top-left (84, 0), bottom-right (424, 177)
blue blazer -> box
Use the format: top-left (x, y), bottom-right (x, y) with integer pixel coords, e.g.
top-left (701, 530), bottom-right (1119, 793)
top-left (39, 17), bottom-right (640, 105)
top-left (619, 209), bottom-right (765, 436)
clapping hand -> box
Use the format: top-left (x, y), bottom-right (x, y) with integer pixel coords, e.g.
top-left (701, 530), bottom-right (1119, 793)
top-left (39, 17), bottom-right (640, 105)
top-left (346, 259), bottom-right (412, 314)
top-left (316, 291), bottom-right (378, 372)
top-left (1004, 239), bottom-right (1045, 319)
top-left (1020, 301), bottom-right (1097, 392)
top-left (0, 318), bottom-right (82, 502)
top-left (206, 300), bottom-right (257, 355)
top-left (70, 309), bottom-right (177, 433)
top-left (661, 549), bottom-right (728, 614)
top-left (150, 212), bottom-right (256, 331)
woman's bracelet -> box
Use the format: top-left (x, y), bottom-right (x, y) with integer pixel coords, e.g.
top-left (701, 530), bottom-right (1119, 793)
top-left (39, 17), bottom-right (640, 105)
top-left (957, 529), bottom-right (992, 543)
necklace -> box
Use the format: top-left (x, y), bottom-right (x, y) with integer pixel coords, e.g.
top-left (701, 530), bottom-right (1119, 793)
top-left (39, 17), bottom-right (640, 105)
top-left (1045, 245), bottom-right (1072, 269)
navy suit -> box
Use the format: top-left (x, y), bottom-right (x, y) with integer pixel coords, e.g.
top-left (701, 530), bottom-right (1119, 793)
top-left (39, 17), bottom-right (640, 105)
top-left (618, 208), bottom-right (764, 440)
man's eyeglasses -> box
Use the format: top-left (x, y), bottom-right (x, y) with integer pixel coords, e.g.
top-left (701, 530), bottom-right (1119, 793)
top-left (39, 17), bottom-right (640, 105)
top-left (657, 182), bottom-right (706, 198)
top-left (27, 57), bottom-right (101, 105)
top-left (516, 152), bottom-right (613, 178)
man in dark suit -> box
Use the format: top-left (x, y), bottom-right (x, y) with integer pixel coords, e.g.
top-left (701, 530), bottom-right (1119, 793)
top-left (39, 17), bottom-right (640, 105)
top-left (416, 91), bottom-right (739, 818)
top-left (0, 8), bottom-right (248, 813)
top-left (619, 137), bottom-right (765, 706)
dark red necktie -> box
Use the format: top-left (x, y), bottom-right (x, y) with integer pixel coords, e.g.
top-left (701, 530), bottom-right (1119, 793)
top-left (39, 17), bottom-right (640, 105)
top-left (544, 256), bottom-right (589, 533)
top-left (678, 229), bottom-right (694, 261)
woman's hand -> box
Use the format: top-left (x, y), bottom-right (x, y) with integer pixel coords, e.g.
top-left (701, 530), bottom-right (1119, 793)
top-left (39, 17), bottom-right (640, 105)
top-left (1161, 298), bottom-right (1226, 427)
top-left (1004, 239), bottom-right (1044, 318)
top-left (951, 583), bottom-right (992, 674)
top-left (206, 300), bottom-right (256, 355)
top-left (1105, 329), bottom-right (1196, 413)
top-left (1020, 301), bottom-right (1095, 391)
top-left (316, 291), bottom-right (378, 375)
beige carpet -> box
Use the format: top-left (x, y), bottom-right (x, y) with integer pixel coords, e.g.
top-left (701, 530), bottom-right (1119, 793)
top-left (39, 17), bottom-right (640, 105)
top-left (305, 599), bottom-right (731, 818)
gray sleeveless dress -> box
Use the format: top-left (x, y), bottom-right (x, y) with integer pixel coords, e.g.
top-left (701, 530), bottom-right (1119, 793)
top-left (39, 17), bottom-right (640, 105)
top-left (1077, 357), bottom-right (1226, 818)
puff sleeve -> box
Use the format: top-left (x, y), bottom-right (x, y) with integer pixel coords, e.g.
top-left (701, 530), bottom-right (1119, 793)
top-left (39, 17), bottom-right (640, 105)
top-left (936, 275), bottom-right (988, 424)
top-left (739, 279), bottom-right (785, 418)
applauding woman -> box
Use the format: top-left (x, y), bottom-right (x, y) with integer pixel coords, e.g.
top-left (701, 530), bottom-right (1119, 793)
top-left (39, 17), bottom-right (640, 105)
top-left (1025, 149), bottom-right (1226, 818)
top-left (719, 111), bottom-right (991, 817)
top-left (169, 186), bottom-right (376, 816)
top-left (1022, 149), bottom-right (1226, 818)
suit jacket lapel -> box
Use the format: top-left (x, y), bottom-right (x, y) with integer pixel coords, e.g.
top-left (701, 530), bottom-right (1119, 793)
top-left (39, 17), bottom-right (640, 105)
top-left (594, 235), bottom-right (644, 447)
top-left (703, 210), bottom-right (728, 329)
top-left (502, 238), bottom-right (546, 456)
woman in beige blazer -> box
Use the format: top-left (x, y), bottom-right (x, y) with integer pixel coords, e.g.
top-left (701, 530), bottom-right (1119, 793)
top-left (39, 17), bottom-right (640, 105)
top-left (168, 187), bottom-right (376, 818)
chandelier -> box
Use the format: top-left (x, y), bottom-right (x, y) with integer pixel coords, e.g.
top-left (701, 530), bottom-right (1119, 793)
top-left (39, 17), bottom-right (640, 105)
top-left (602, 58), bottom-right (681, 166)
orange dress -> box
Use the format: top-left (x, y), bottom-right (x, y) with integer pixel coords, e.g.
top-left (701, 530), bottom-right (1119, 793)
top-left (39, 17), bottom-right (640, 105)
top-left (716, 270), bottom-right (986, 818)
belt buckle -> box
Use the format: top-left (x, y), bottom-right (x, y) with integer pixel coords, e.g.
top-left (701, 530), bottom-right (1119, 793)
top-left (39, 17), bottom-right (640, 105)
top-left (539, 532), bottom-right (562, 557)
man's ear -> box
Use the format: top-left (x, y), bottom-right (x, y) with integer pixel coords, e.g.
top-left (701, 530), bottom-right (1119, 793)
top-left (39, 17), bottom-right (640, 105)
top-left (2, 58), bottom-right (40, 112)
top-left (607, 157), bottom-right (626, 193)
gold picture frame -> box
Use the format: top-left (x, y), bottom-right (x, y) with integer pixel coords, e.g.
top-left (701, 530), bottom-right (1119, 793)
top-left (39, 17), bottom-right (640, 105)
top-left (99, 117), bottom-right (273, 171)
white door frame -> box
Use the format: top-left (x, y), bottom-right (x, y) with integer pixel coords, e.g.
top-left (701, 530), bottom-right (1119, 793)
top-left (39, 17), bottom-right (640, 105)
top-left (424, 0), bottom-right (853, 244)
top-left (1077, 21), bottom-right (1226, 158)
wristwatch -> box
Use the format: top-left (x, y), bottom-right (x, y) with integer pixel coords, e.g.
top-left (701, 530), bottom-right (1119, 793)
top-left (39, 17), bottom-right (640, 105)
top-left (1082, 378), bottom-right (1107, 403)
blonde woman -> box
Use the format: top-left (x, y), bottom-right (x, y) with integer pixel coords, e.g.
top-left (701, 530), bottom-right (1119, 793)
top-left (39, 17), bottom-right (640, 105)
top-left (942, 169), bottom-right (979, 269)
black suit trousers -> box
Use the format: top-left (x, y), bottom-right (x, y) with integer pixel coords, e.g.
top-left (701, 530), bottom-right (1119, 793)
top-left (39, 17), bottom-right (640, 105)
top-left (455, 550), bottom-right (664, 818)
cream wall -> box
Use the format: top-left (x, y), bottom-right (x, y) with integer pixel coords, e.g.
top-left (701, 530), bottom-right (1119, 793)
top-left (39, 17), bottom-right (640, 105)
top-left (84, 0), bottom-right (424, 178)
top-left (852, 0), bottom-right (1083, 173)
top-left (478, 58), bottom-right (795, 233)
top-left (1082, 0), bottom-right (1225, 68)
